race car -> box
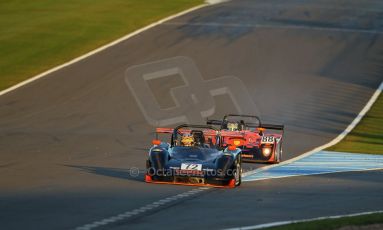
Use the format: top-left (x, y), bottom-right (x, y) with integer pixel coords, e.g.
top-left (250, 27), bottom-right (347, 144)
top-left (145, 124), bottom-right (243, 188)
top-left (207, 114), bottom-right (284, 163)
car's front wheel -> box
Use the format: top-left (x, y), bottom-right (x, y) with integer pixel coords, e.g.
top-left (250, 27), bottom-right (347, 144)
top-left (234, 156), bottom-right (242, 186)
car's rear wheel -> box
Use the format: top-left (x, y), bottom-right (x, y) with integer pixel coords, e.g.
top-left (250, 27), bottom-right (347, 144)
top-left (274, 142), bottom-right (283, 163)
top-left (277, 143), bottom-right (283, 163)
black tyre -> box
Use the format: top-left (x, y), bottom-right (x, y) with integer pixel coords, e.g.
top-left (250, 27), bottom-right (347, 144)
top-left (277, 142), bottom-right (283, 163)
top-left (234, 156), bottom-right (242, 186)
top-left (275, 141), bottom-right (283, 163)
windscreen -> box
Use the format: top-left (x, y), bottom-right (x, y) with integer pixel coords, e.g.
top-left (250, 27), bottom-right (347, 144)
top-left (173, 128), bottom-right (218, 148)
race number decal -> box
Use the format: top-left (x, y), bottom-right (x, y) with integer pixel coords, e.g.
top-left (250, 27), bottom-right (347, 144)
top-left (181, 163), bottom-right (202, 171)
top-left (261, 136), bottom-right (275, 144)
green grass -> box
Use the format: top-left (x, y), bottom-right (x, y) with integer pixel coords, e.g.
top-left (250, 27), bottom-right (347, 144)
top-left (0, 0), bottom-right (203, 90)
top-left (264, 212), bottom-right (383, 230)
top-left (327, 93), bottom-right (383, 154)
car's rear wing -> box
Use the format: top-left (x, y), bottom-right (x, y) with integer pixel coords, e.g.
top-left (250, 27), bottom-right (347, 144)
top-left (156, 128), bottom-right (174, 134)
top-left (208, 114), bottom-right (262, 126)
top-left (156, 126), bottom-right (218, 140)
top-left (207, 119), bottom-right (284, 130)
top-left (206, 119), bottom-right (222, 126)
top-left (260, 124), bottom-right (284, 131)
top-left (223, 114), bottom-right (261, 121)
top-left (156, 126), bottom-right (245, 138)
top-left (156, 127), bottom-right (217, 135)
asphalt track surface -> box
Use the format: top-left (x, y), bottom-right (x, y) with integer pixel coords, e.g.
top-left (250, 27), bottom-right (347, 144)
top-left (0, 0), bottom-right (383, 229)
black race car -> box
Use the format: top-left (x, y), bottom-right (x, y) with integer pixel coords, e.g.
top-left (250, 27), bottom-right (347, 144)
top-left (145, 124), bottom-right (243, 188)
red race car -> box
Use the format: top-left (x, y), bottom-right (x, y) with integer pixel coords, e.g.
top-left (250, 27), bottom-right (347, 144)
top-left (207, 114), bottom-right (284, 163)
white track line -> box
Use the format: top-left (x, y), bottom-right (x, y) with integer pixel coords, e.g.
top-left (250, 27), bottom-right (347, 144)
top-left (0, 3), bottom-right (210, 97)
top-left (243, 81), bottom-right (383, 178)
top-left (224, 210), bottom-right (383, 230)
top-left (4, 0), bottom-right (380, 228)
top-left (1, 2), bottom-right (221, 230)
top-left (206, 0), bottom-right (230, 4)
top-left (75, 187), bottom-right (212, 230)
top-left (244, 151), bottom-right (383, 181)
top-left (244, 167), bottom-right (383, 182)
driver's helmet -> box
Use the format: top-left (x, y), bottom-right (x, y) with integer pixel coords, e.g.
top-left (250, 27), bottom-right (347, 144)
top-left (181, 133), bottom-right (195, 147)
top-left (227, 122), bottom-right (239, 131)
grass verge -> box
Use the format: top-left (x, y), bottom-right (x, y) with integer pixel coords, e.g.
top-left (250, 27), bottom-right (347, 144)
top-left (327, 93), bottom-right (383, 154)
top-left (0, 0), bottom-right (204, 91)
top-left (264, 212), bottom-right (383, 230)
